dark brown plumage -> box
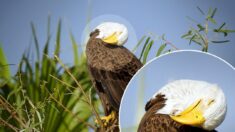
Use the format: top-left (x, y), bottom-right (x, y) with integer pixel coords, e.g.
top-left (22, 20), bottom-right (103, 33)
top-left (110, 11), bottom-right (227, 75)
top-left (86, 29), bottom-right (143, 131)
top-left (138, 94), bottom-right (217, 132)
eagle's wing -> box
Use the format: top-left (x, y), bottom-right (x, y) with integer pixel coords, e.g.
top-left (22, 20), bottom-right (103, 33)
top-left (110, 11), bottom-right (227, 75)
top-left (138, 114), bottom-right (217, 132)
top-left (138, 95), bottom-right (217, 132)
top-left (88, 56), bottom-right (142, 113)
top-left (88, 69), bottom-right (113, 115)
top-left (138, 94), bottom-right (168, 132)
top-left (138, 114), bottom-right (180, 132)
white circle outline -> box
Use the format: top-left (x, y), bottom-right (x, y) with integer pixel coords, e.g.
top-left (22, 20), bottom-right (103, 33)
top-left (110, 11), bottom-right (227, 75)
top-left (119, 49), bottom-right (235, 131)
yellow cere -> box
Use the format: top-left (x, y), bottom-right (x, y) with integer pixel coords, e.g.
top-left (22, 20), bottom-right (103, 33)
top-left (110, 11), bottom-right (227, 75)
top-left (170, 99), bottom-right (205, 127)
top-left (102, 32), bottom-right (118, 44)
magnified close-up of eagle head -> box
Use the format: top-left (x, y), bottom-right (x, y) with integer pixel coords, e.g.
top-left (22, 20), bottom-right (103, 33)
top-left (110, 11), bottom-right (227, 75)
top-left (138, 79), bottom-right (227, 132)
top-left (86, 22), bottom-right (143, 131)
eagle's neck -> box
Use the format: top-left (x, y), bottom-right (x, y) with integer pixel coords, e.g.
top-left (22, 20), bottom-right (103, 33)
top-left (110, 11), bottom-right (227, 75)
top-left (86, 34), bottom-right (123, 69)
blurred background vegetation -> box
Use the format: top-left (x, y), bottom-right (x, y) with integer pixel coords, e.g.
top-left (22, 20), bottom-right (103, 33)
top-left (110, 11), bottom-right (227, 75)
top-left (0, 7), bottom-right (234, 132)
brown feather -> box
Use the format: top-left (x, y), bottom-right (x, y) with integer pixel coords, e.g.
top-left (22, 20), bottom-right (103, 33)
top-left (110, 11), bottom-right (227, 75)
top-left (86, 29), bottom-right (142, 132)
top-left (86, 30), bottom-right (142, 113)
top-left (138, 94), bottom-right (217, 132)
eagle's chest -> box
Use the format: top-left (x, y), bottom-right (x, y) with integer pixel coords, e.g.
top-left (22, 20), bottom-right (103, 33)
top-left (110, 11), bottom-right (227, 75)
top-left (86, 38), bottom-right (134, 71)
top-left (86, 43), bottom-right (121, 70)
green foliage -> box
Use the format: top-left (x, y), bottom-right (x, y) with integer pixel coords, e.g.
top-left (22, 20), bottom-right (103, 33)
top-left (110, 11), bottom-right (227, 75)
top-left (139, 37), bottom-right (151, 64)
top-left (156, 43), bottom-right (167, 57)
top-left (0, 20), bottom-right (99, 132)
top-left (132, 35), bottom-right (146, 53)
top-left (182, 7), bottom-right (235, 52)
top-left (69, 32), bottom-right (80, 66)
top-left (138, 34), bottom-right (176, 64)
top-left (0, 44), bottom-right (11, 87)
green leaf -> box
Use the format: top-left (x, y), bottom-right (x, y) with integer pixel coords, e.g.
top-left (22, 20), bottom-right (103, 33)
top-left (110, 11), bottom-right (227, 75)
top-left (197, 6), bottom-right (205, 15)
top-left (31, 22), bottom-right (40, 61)
top-left (197, 24), bottom-right (205, 32)
top-left (191, 39), bottom-right (202, 46)
top-left (139, 37), bottom-right (150, 60)
top-left (42, 35), bottom-right (51, 80)
top-left (47, 15), bottom-right (51, 37)
top-left (55, 20), bottom-right (61, 57)
top-left (43, 37), bottom-right (51, 55)
top-left (43, 15), bottom-right (51, 55)
top-left (207, 8), bottom-right (213, 18)
top-left (206, 8), bottom-right (217, 24)
top-left (69, 32), bottom-right (79, 66)
top-left (207, 17), bottom-right (216, 24)
top-left (211, 8), bottom-right (217, 18)
top-left (191, 28), bottom-right (206, 46)
top-left (218, 22), bottom-right (226, 30)
top-left (156, 43), bottom-right (167, 57)
top-left (214, 29), bottom-right (235, 36)
top-left (189, 35), bottom-right (196, 45)
top-left (211, 40), bottom-right (230, 43)
top-left (142, 40), bottom-right (154, 64)
top-left (34, 61), bottom-right (40, 102)
top-left (0, 44), bottom-right (11, 87)
top-left (132, 35), bottom-right (146, 52)
top-left (223, 29), bottom-right (235, 33)
top-left (181, 30), bottom-right (192, 38)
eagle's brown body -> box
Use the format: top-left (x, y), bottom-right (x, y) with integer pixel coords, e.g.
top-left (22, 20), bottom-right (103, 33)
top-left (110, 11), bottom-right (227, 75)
top-left (138, 94), bottom-right (217, 132)
top-left (86, 30), bottom-right (142, 131)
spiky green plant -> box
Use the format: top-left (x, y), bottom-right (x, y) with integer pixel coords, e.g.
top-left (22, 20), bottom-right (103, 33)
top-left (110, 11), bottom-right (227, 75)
top-left (0, 19), bottom-right (101, 132)
top-left (0, 17), bottom-right (158, 132)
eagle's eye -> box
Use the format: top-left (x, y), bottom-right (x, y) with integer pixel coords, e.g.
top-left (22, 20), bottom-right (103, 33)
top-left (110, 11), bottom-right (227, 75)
top-left (207, 99), bottom-right (215, 106)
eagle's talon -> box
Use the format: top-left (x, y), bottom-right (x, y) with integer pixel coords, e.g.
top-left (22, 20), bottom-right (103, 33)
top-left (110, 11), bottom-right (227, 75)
top-left (95, 111), bottom-right (116, 126)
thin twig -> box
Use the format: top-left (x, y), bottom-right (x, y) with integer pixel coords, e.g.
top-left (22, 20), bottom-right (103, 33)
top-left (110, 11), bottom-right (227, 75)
top-left (146, 32), bottom-right (179, 50)
top-left (53, 55), bottom-right (104, 128)
top-left (18, 73), bottom-right (28, 124)
top-left (47, 91), bottom-right (96, 129)
top-left (0, 96), bottom-right (27, 128)
top-left (49, 74), bottom-right (77, 89)
top-left (106, 119), bottom-right (119, 132)
top-left (204, 20), bottom-right (209, 52)
top-left (49, 74), bottom-right (90, 106)
top-left (164, 40), bottom-right (179, 50)
top-left (0, 118), bottom-right (19, 132)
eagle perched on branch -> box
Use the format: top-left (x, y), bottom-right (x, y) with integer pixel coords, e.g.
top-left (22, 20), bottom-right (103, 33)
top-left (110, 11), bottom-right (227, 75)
top-left (86, 22), bottom-right (143, 131)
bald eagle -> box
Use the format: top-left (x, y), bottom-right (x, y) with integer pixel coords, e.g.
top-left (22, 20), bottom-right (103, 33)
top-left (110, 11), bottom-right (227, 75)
top-left (138, 80), bottom-right (226, 132)
top-left (86, 22), bottom-right (142, 130)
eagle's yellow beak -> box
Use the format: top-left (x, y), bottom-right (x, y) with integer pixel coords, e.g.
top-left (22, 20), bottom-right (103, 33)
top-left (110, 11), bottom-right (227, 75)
top-left (170, 99), bottom-right (205, 127)
top-left (102, 32), bottom-right (120, 44)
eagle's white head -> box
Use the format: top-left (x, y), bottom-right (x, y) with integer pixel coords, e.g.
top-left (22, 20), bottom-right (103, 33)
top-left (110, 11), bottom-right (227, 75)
top-left (94, 22), bottom-right (128, 46)
top-left (154, 79), bottom-right (227, 130)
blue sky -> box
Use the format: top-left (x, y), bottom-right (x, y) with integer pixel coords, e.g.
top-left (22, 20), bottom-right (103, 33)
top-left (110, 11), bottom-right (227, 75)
top-left (0, 0), bottom-right (235, 74)
top-left (120, 51), bottom-right (235, 131)
top-left (0, 1), bottom-right (234, 131)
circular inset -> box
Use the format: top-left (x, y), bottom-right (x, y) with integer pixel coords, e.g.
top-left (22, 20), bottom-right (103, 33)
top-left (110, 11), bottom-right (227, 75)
top-left (119, 50), bottom-right (235, 132)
